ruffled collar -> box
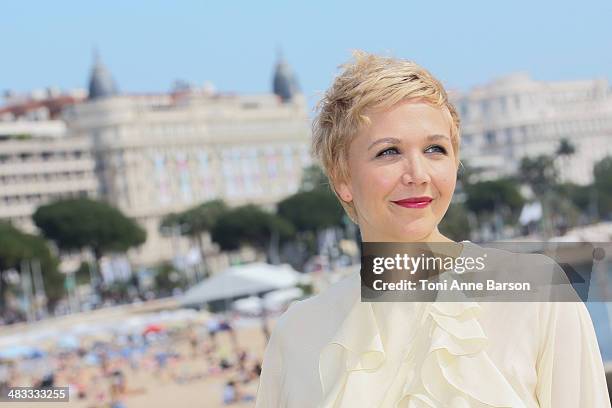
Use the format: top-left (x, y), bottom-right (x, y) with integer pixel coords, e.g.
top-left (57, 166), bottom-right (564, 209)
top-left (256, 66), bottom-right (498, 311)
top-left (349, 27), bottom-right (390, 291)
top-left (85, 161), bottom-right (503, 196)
top-left (318, 270), bottom-right (386, 407)
top-left (317, 241), bottom-right (526, 408)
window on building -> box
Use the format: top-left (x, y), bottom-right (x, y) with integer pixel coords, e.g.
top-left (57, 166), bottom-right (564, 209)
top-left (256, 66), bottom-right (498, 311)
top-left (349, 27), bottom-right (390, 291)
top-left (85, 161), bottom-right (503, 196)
top-left (242, 102), bottom-right (260, 109)
top-left (481, 100), bottom-right (489, 116)
top-left (505, 128), bottom-right (513, 144)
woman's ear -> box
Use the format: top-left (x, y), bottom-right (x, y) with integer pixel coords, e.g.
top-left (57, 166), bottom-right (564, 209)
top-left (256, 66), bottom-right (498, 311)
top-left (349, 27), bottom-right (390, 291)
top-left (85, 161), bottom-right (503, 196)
top-left (336, 181), bottom-right (353, 203)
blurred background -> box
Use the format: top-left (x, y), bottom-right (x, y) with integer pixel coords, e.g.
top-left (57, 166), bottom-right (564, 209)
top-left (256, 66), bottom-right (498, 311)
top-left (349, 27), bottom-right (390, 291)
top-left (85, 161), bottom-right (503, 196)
top-left (1, 1), bottom-right (611, 406)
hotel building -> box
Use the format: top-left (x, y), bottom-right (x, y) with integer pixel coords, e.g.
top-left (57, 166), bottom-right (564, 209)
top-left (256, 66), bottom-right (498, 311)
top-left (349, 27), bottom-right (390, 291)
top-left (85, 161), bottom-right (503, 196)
top-left (64, 54), bottom-right (312, 265)
top-left (454, 73), bottom-right (612, 184)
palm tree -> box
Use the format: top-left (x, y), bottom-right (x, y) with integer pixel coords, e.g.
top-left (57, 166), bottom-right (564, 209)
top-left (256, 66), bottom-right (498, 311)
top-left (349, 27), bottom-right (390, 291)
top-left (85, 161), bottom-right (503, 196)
top-left (160, 199), bottom-right (228, 279)
top-left (556, 138), bottom-right (576, 182)
top-left (519, 155), bottom-right (558, 239)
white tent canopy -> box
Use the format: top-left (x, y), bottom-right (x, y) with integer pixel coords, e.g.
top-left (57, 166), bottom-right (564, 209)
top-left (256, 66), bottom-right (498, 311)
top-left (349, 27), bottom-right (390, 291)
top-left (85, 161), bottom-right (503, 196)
top-left (179, 262), bottom-right (302, 307)
top-left (232, 287), bottom-right (305, 315)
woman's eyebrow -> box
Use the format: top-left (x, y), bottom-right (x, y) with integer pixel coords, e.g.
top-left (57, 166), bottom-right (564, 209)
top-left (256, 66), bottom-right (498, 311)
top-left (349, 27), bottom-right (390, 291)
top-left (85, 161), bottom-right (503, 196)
top-left (367, 137), bottom-right (401, 151)
top-left (426, 134), bottom-right (451, 143)
top-left (368, 134), bottom-right (450, 151)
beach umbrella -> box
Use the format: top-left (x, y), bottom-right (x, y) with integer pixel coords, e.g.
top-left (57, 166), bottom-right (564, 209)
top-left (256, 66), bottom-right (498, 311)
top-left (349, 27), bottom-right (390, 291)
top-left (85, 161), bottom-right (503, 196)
top-left (82, 331), bottom-right (114, 347)
top-left (143, 324), bottom-right (163, 335)
top-left (180, 262), bottom-right (301, 307)
top-left (84, 353), bottom-right (100, 366)
top-left (264, 287), bottom-right (304, 308)
top-left (232, 296), bottom-right (264, 316)
top-left (58, 335), bottom-right (80, 350)
top-left (0, 345), bottom-right (43, 360)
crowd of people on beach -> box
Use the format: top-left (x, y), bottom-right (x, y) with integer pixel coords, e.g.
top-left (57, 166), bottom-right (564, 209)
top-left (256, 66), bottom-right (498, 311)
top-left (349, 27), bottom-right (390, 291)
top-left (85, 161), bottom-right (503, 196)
top-left (0, 314), bottom-right (264, 407)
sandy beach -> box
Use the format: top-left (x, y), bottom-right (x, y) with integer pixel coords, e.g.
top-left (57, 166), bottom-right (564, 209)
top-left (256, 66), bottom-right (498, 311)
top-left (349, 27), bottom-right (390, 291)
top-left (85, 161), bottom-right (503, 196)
top-left (1, 312), bottom-right (271, 408)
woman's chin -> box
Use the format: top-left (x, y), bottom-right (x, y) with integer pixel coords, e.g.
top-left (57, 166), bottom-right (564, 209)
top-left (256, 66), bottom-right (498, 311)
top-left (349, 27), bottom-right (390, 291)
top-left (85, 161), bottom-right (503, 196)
top-left (361, 217), bottom-right (438, 241)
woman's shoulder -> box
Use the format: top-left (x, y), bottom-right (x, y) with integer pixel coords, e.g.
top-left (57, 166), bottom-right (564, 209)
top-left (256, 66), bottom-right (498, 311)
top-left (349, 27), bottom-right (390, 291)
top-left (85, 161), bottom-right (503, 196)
top-left (464, 241), bottom-right (559, 268)
top-left (465, 241), bottom-right (569, 291)
top-left (285, 270), bottom-right (359, 316)
top-left (470, 241), bottom-right (570, 269)
top-left (273, 270), bottom-right (360, 337)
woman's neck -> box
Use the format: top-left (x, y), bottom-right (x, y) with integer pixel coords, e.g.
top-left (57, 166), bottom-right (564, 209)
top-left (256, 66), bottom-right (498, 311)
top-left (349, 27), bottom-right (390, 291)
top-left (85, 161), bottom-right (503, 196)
top-left (361, 227), bottom-right (455, 243)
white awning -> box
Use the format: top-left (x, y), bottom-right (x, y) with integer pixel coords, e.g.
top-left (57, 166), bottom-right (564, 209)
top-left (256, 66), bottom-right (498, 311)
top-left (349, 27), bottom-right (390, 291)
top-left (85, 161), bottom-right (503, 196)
top-left (179, 262), bottom-right (301, 307)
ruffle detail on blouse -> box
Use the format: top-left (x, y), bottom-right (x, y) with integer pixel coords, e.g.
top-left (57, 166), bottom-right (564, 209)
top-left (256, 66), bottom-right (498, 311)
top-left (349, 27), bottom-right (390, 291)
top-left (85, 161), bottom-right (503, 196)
top-left (396, 302), bottom-right (526, 408)
top-left (317, 242), bottom-right (527, 408)
top-left (318, 299), bottom-right (386, 407)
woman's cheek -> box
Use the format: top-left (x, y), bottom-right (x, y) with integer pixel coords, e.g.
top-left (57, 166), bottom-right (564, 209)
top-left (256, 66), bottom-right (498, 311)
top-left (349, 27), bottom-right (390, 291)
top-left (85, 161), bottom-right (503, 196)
top-left (375, 166), bottom-right (403, 190)
top-left (442, 177), bottom-right (456, 196)
top-left (355, 169), bottom-right (394, 200)
top-left (436, 165), bottom-right (457, 197)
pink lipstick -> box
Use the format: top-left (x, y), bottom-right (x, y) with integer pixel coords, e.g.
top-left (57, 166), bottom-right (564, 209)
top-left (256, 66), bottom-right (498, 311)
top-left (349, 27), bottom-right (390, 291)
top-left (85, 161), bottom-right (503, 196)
top-left (392, 196), bottom-right (433, 209)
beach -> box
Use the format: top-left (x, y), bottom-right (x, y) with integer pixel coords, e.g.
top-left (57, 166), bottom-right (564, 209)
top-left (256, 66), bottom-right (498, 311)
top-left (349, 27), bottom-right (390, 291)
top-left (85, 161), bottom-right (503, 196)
top-left (1, 308), bottom-right (271, 408)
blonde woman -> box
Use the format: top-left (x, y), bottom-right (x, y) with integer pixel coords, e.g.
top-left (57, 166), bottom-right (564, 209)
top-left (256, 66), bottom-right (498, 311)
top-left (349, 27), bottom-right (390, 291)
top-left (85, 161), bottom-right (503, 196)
top-left (255, 51), bottom-right (610, 407)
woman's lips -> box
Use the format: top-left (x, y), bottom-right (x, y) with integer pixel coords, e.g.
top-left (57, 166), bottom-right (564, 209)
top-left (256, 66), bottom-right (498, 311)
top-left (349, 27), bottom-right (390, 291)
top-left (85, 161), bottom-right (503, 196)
top-left (392, 196), bottom-right (433, 209)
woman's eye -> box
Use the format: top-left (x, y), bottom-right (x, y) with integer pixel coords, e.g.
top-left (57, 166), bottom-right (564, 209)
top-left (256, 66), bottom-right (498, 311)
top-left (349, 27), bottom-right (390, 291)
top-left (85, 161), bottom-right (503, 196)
top-left (425, 145), bottom-right (447, 154)
top-left (376, 147), bottom-right (400, 157)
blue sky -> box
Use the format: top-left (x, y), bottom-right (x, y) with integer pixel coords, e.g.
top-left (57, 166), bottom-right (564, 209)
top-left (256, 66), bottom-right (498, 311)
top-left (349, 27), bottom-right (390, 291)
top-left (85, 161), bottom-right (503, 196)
top-left (2, 0), bottom-right (612, 109)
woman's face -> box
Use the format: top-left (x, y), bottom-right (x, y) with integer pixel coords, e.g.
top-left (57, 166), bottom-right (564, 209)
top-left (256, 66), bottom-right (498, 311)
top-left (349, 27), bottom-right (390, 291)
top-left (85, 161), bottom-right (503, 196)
top-left (337, 100), bottom-right (458, 242)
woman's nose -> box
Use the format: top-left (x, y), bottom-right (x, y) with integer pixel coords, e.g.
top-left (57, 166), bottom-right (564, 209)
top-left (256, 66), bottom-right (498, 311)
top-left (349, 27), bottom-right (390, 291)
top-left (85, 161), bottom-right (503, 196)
top-left (400, 155), bottom-right (431, 185)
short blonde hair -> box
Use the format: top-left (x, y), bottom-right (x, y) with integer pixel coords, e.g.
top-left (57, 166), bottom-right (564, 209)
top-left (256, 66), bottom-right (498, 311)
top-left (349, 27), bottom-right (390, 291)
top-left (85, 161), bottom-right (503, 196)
top-left (312, 50), bottom-right (461, 223)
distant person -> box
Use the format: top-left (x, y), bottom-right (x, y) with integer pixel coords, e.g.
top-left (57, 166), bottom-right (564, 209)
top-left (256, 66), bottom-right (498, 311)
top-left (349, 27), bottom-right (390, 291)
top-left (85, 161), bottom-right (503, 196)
top-left (223, 380), bottom-right (237, 405)
top-left (110, 369), bottom-right (126, 394)
top-left (207, 316), bottom-right (221, 349)
top-left (38, 372), bottom-right (54, 388)
top-left (237, 349), bottom-right (248, 372)
top-left (252, 362), bottom-right (261, 378)
top-left (219, 358), bottom-right (232, 371)
top-left (219, 319), bottom-right (239, 350)
top-left (188, 326), bottom-right (199, 357)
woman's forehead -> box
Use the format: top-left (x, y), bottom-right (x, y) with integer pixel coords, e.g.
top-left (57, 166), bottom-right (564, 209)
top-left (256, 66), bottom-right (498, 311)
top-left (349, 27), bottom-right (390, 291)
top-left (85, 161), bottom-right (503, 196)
top-left (356, 102), bottom-right (452, 142)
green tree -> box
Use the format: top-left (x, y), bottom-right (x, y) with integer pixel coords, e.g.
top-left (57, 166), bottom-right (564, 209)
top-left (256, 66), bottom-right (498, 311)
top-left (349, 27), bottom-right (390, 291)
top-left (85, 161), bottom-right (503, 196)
top-left (299, 164), bottom-right (330, 192)
top-left (556, 138), bottom-right (577, 187)
top-left (557, 138), bottom-right (576, 157)
top-left (279, 164), bottom-right (348, 267)
top-left (464, 178), bottom-right (524, 216)
top-left (593, 156), bottom-right (612, 218)
top-left (74, 261), bottom-right (93, 285)
top-left (439, 203), bottom-right (471, 241)
top-left (33, 198), bottom-right (146, 285)
top-left (277, 188), bottom-right (345, 268)
top-left (153, 262), bottom-right (188, 296)
top-left (211, 204), bottom-right (294, 258)
top-left (277, 189), bottom-right (344, 233)
top-left (518, 155), bottom-right (560, 237)
top-left (463, 178), bottom-right (524, 239)
top-left (0, 222), bottom-right (63, 312)
top-left (160, 199), bottom-right (227, 276)
top-left (519, 155), bottom-right (558, 197)
top-left (554, 183), bottom-right (592, 213)
top-left (457, 159), bottom-right (481, 188)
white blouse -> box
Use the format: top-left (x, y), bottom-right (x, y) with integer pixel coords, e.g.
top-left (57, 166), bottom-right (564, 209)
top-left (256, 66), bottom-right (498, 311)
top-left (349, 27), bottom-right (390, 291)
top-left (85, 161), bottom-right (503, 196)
top-left (255, 241), bottom-right (610, 407)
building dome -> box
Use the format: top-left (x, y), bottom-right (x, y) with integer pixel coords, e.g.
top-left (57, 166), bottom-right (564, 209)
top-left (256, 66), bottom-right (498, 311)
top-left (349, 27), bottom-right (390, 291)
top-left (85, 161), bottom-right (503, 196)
top-left (273, 53), bottom-right (300, 103)
top-left (88, 50), bottom-right (118, 100)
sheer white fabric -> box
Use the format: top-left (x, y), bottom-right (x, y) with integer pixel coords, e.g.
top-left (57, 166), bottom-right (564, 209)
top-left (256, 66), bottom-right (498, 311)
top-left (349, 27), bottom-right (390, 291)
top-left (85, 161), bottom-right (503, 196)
top-left (256, 242), bottom-right (610, 407)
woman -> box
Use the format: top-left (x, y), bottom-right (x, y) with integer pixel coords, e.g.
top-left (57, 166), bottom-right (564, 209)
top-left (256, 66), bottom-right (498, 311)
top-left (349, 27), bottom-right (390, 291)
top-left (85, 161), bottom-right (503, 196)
top-left (255, 51), bottom-right (610, 407)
